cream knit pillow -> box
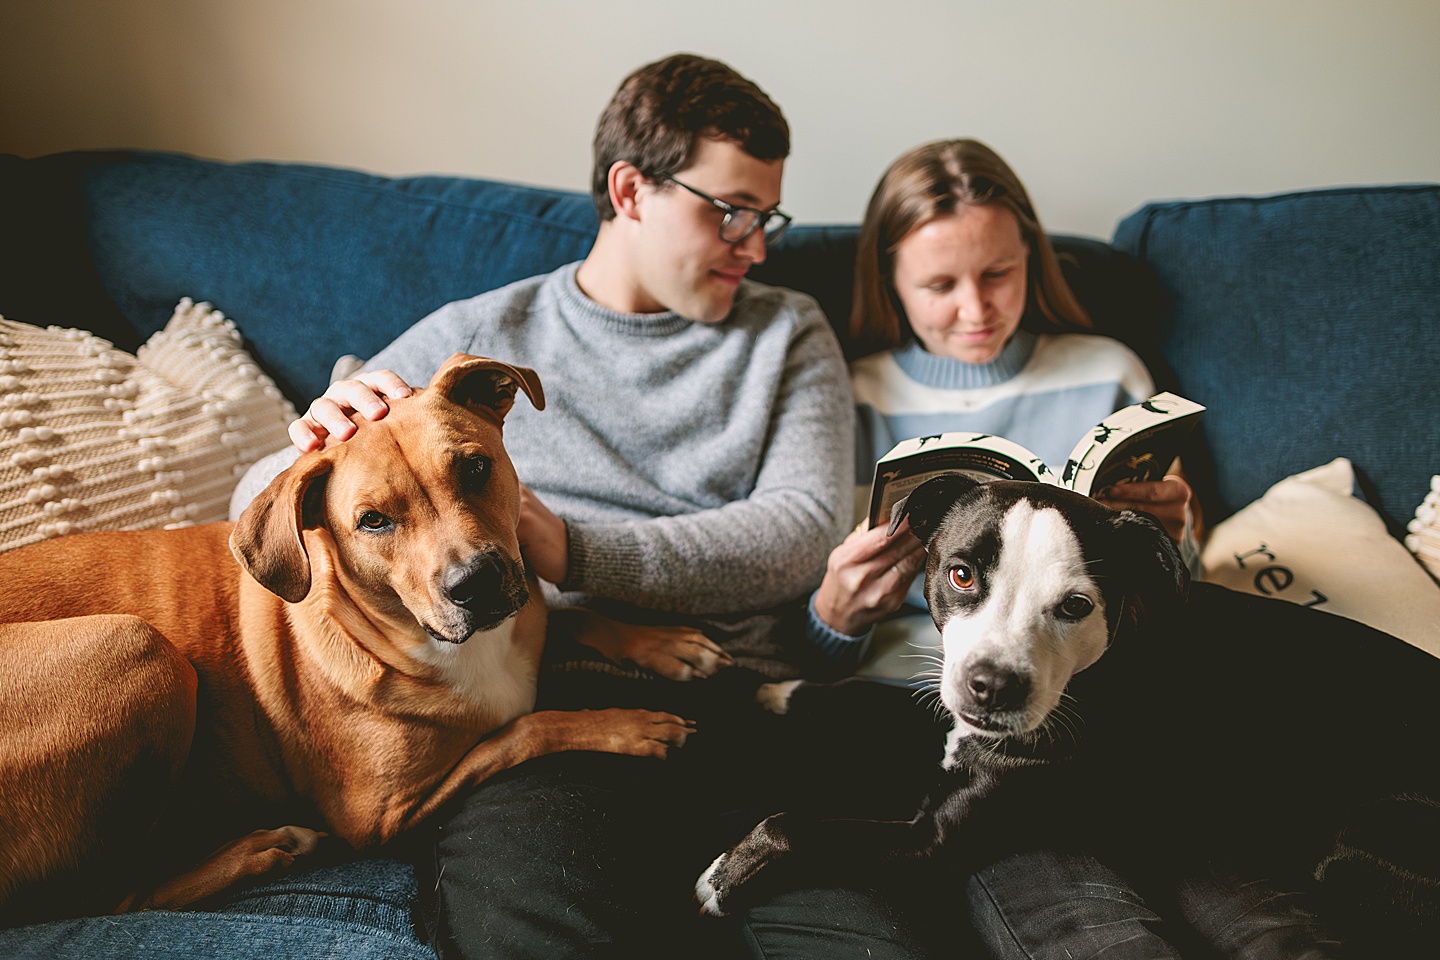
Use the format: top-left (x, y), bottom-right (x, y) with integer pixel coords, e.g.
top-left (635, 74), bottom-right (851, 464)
top-left (0, 299), bottom-right (296, 552)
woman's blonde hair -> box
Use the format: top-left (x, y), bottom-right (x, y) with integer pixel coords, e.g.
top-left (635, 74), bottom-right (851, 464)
top-left (850, 138), bottom-right (1091, 352)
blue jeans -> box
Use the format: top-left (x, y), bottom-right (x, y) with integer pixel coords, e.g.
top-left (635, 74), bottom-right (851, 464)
top-left (0, 858), bottom-right (435, 960)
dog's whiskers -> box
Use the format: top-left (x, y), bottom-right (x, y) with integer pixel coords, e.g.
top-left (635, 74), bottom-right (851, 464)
top-left (914, 681), bottom-right (944, 700)
top-left (1037, 697), bottom-right (1085, 750)
top-left (906, 661), bottom-right (943, 679)
top-left (908, 683), bottom-right (946, 720)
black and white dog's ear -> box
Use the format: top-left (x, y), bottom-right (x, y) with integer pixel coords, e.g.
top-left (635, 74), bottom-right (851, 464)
top-left (1106, 509), bottom-right (1189, 628)
top-left (888, 473), bottom-right (982, 545)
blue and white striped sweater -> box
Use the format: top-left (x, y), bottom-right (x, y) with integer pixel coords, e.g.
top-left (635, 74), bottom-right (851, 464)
top-left (808, 330), bottom-right (1154, 672)
top-left (852, 331), bottom-right (1153, 485)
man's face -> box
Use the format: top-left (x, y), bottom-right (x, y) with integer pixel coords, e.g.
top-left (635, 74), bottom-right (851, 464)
top-left (631, 137), bottom-right (784, 324)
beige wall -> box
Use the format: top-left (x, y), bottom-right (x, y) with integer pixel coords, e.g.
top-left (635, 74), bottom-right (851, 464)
top-left (2, 0), bottom-right (1436, 237)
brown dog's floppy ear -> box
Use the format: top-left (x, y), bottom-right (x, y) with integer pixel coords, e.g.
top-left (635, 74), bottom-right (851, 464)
top-left (428, 353), bottom-right (545, 419)
top-left (230, 454), bottom-right (333, 603)
top-left (888, 473), bottom-right (983, 545)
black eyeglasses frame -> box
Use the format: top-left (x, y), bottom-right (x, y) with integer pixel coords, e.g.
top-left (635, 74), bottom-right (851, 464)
top-left (661, 175), bottom-right (792, 245)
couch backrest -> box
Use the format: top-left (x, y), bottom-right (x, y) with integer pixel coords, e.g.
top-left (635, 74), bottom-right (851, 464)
top-left (2, 151), bottom-right (602, 404)
top-left (2, 151), bottom-right (1161, 408)
top-left (5, 152), bottom-right (1435, 536)
top-left (1113, 185), bottom-right (1440, 530)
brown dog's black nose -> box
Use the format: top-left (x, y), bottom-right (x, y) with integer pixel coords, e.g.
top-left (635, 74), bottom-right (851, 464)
top-left (965, 662), bottom-right (1029, 714)
top-left (443, 556), bottom-right (508, 610)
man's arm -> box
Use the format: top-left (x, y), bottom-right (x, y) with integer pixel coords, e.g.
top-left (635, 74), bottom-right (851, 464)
top-left (561, 307), bottom-right (854, 615)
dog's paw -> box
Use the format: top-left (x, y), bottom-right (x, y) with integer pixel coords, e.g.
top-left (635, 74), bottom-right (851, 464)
top-left (207, 825), bottom-right (329, 883)
top-left (695, 852), bottom-right (731, 916)
top-left (754, 679), bottom-right (803, 715)
top-left (555, 707), bottom-right (697, 759)
top-left (617, 625), bottom-right (733, 681)
top-left (696, 814), bottom-right (792, 917)
top-left (567, 610), bottom-right (733, 681)
top-left (142, 825), bottom-right (328, 909)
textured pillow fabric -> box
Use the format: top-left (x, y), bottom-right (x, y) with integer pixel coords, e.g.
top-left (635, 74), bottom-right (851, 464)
top-left (1200, 458), bottom-right (1440, 657)
top-left (0, 299), bottom-right (295, 552)
top-left (1406, 476), bottom-right (1440, 583)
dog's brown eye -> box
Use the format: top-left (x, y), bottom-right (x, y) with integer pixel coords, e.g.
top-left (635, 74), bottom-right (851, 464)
top-left (1057, 594), bottom-right (1094, 621)
top-left (459, 456), bottom-right (492, 494)
top-left (948, 564), bottom-right (975, 591)
top-left (358, 510), bottom-right (391, 531)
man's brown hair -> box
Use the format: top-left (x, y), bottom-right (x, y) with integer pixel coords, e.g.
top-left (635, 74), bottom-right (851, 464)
top-left (591, 54), bottom-right (790, 221)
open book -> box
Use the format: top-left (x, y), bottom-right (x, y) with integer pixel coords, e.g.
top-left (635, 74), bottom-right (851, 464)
top-left (866, 391), bottom-right (1205, 528)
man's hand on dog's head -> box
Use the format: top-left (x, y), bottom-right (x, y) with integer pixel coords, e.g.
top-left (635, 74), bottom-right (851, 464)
top-left (290, 369), bottom-right (415, 452)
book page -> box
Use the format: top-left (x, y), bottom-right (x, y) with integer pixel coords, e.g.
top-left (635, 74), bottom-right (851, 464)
top-left (1062, 392), bottom-right (1205, 496)
top-left (867, 433), bottom-right (1051, 528)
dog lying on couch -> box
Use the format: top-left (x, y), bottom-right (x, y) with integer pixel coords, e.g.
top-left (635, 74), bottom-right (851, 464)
top-left (698, 474), bottom-right (1440, 950)
top-left (0, 353), bottom-right (704, 923)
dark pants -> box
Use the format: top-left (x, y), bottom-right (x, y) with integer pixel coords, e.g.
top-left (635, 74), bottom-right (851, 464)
top-left (728, 848), bottom-right (1344, 960)
top-left (418, 670), bottom-right (946, 959)
top-left (417, 671), bottom-right (1347, 960)
top-left (967, 850), bottom-right (1344, 960)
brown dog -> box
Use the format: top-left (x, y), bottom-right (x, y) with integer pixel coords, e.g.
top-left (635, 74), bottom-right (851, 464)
top-left (0, 353), bottom-right (719, 918)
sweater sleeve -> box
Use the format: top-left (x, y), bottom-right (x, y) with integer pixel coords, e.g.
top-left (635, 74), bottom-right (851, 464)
top-left (561, 303), bottom-right (854, 616)
top-left (803, 590), bottom-right (874, 671)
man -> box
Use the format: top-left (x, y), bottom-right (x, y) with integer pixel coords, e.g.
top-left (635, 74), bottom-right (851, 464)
top-left (237, 54), bottom-right (863, 958)
top-left (261, 53), bottom-right (849, 677)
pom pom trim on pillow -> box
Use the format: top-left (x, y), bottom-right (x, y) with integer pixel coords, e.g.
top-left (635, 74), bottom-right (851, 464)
top-left (0, 299), bottom-right (296, 552)
top-left (1405, 475), bottom-right (1440, 584)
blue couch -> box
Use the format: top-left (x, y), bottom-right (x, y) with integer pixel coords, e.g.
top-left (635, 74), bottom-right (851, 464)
top-left (1, 151), bottom-right (1437, 956)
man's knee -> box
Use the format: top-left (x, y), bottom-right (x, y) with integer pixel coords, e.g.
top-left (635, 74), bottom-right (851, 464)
top-left (967, 849), bottom-right (1180, 960)
top-left (427, 751), bottom-right (703, 960)
top-left (1173, 864), bottom-right (1342, 959)
top-left (736, 884), bottom-right (941, 960)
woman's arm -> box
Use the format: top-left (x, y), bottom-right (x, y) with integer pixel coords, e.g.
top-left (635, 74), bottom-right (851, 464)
top-left (812, 520), bottom-right (927, 637)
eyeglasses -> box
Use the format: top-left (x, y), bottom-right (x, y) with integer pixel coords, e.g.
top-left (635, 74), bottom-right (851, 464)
top-left (662, 176), bottom-right (792, 245)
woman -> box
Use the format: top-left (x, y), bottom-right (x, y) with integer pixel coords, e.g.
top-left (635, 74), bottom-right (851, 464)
top-left (748, 139), bottom-right (1337, 960)
top-left (806, 139), bottom-right (1197, 673)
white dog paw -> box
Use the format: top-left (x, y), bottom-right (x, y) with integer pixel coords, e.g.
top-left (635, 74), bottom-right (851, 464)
top-left (695, 852), bottom-right (729, 916)
top-left (754, 679), bottom-right (803, 715)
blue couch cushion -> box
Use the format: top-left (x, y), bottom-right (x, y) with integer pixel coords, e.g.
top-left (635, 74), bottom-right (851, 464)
top-left (4, 152), bottom-right (1162, 407)
top-left (1113, 185), bottom-right (1440, 529)
top-left (81, 152), bottom-right (600, 405)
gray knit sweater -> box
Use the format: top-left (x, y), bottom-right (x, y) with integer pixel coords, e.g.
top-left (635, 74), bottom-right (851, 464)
top-left (233, 263), bottom-right (853, 672)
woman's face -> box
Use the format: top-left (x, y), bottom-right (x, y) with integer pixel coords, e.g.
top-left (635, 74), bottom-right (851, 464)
top-left (891, 204), bottom-right (1029, 365)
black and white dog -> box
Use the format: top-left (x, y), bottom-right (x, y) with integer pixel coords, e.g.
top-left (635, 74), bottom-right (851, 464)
top-left (697, 475), bottom-right (1440, 942)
